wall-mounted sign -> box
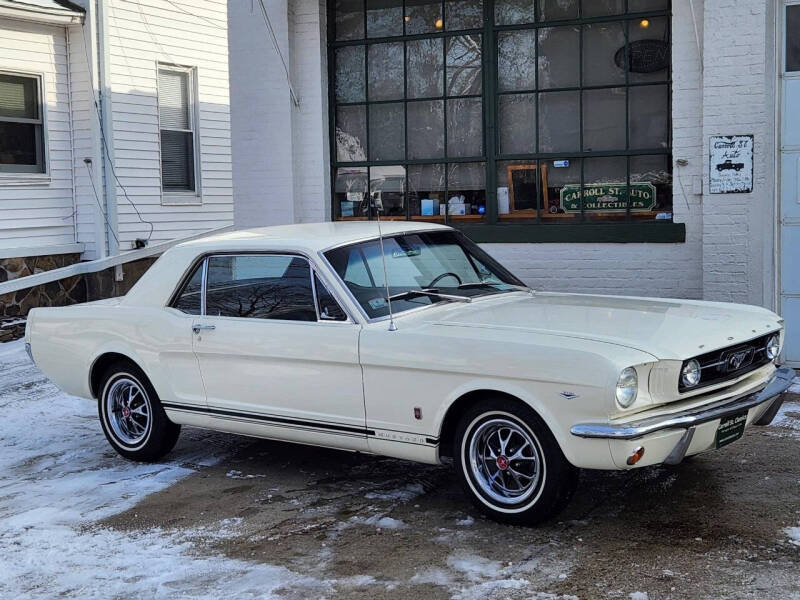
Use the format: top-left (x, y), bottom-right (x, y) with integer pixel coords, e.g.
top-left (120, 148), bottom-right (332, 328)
top-left (709, 135), bottom-right (754, 194)
top-left (560, 183), bottom-right (657, 212)
top-left (614, 39), bottom-right (670, 73)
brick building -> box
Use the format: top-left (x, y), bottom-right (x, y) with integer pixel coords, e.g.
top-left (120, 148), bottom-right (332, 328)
top-left (232, 0), bottom-right (792, 367)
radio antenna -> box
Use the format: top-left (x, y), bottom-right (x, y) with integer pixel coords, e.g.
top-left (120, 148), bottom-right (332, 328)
top-left (374, 197), bottom-right (397, 332)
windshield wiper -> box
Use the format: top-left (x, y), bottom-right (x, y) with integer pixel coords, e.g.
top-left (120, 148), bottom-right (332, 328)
top-left (457, 282), bottom-right (531, 293)
top-left (388, 288), bottom-right (472, 303)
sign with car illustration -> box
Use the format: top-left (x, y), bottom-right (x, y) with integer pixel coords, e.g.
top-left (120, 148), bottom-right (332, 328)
top-left (709, 135), bottom-right (754, 194)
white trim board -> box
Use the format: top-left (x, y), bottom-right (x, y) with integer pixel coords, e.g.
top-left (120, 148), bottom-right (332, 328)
top-left (0, 243), bottom-right (85, 260)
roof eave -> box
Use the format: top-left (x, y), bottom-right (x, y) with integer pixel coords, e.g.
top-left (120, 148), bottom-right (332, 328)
top-left (0, 0), bottom-right (85, 25)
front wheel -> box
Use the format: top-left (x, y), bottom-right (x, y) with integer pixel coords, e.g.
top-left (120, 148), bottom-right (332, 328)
top-left (98, 361), bottom-right (181, 462)
top-left (454, 399), bottom-right (578, 526)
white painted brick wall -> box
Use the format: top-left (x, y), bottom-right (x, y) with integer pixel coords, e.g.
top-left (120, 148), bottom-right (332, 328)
top-left (701, 0), bottom-right (775, 307)
top-left (229, 0), bottom-right (296, 227)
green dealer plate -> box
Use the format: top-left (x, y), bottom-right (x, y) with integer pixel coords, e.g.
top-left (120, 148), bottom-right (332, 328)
top-left (715, 412), bottom-right (747, 449)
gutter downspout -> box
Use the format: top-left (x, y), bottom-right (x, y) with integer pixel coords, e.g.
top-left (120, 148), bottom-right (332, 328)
top-left (96, 0), bottom-right (119, 256)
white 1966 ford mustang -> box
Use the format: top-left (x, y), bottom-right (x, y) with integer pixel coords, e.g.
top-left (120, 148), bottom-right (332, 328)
top-left (26, 222), bottom-right (794, 525)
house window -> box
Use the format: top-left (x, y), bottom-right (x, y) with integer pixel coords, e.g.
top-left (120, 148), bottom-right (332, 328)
top-left (0, 72), bottom-right (45, 174)
top-left (328, 0), bottom-right (677, 242)
top-left (158, 66), bottom-right (197, 194)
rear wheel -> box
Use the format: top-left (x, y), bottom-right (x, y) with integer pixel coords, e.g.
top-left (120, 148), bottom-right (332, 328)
top-left (98, 362), bottom-right (180, 461)
top-left (454, 399), bottom-right (578, 525)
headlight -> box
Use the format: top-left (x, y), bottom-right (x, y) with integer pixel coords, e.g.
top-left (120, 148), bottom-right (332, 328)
top-left (615, 367), bottom-right (638, 408)
top-left (680, 359), bottom-right (701, 388)
top-left (765, 334), bottom-right (781, 360)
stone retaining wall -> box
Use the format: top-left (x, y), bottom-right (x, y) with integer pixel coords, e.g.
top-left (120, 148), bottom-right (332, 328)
top-left (0, 256), bottom-right (158, 342)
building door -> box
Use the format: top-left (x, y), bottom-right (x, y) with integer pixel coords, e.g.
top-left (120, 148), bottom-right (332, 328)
top-left (781, 2), bottom-right (800, 366)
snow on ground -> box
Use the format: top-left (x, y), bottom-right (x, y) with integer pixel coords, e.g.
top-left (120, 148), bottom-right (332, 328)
top-left (0, 340), bottom-right (318, 599)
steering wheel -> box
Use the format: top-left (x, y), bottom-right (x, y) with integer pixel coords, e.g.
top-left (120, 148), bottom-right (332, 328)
top-left (427, 272), bottom-right (463, 288)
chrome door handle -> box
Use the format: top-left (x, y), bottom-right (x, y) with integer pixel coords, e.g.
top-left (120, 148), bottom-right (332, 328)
top-left (192, 324), bottom-right (216, 334)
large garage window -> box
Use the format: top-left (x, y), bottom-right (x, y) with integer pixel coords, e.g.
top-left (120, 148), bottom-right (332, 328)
top-left (0, 72), bottom-right (45, 174)
top-left (328, 0), bottom-right (677, 242)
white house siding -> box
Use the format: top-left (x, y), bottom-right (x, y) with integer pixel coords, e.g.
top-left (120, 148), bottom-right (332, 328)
top-left (0, 17), bottom-right (76, 252)
top-left (104, 0), bottom-right (232, 250)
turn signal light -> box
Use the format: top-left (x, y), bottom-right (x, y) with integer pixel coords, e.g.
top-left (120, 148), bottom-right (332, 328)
top-left (626, 446), bottom-right (645, 466)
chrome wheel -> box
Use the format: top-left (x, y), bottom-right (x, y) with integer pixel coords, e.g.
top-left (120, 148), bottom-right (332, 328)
top-left (468, 418), bottom-right (542, 505)
top-left (106, 377), bottom-right (151, 446)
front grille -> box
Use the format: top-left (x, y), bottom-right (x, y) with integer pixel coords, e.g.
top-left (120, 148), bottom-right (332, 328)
top-left (679, 333), bottom-right (774, 392)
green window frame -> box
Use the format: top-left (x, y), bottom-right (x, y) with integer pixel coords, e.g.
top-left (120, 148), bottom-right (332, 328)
top-left (327, 0), bottom-right (684, 243)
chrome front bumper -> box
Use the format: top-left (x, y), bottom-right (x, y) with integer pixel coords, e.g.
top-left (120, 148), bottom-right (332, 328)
top-left (570, 366), bottom-right (795, 464)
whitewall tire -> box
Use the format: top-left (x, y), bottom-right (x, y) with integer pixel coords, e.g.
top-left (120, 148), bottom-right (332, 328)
top-left (454, 399), bottom-right (578, 525)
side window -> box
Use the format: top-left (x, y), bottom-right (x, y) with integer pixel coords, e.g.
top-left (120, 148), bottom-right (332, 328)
top-left (205, 255), bottom-right (317, 322)
top-left (173, 260), bottom-right (203, 315)
top-left (314, 274), bottom-right (348, 321)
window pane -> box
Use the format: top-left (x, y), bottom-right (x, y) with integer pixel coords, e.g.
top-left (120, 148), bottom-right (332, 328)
top-left (315, 274), bottom-right (348, 321)
top-left (582, 156), bottom-right (627, 220)
top-left (206, 256), bottom-right (317, 322)
top-left (160, 130), bottom-right (195, 191)
top-left (173, 262), bottom-right (203, 315)
top-left (407, 38), bottom-right (443, 99)
top-left (0, 122), bottom-right (38, 166)
top-left (336, 105), bottom-right (367, 162)
top-left (631, 154), bottom-right (672, 215)
top-left (582, 21), bottom-right (626, 86)
top-left (335, 45), bottom-right (365, 102)
top-left (498, 161), bottom-right (541, 216)
top-left (446, 35), bottom-right (482, 96)
top-left (581, 0), bottom-right (624, 17)
top-left (405, 0), bottom-right (443, 34)
top-left (494, 0), bottom-right (534, 25)
top-left (335, 0), bottom-right (364, 40)
top-left (498, 94), bottom-right (535, 155)
top-left (368, 42), bottom-right (404, 101)
top-left (538, 91), bottom-right (579, 153)
top-left (538, 0), bottom-right (578, 21)
top-left (446, 0), bottom-right (482, 30)
top-left (368, 103), bottom-right (405, 160)
top-left (498, 30), bottom-right (536, 92)
top-left (629, 0), bottom-right (668, 10)
top-left (0, 74), bottom-right (37, 120)
top-left (409, 163), bottom-right (446, 219)
top-left (629, 84), bottom-right (669, 150)
top-left (407, 100), bottom-right (444, 159)
top-left (447, 97), bottom-right (483, 157)
top-left (370, 165), bottom-right (406, 216)
top-left (538, 26), bottom-right (580, 89)
top-left (582, 87), bottom-right (626, 151)
top-left (544, 158), bottom-right (581, 218)
top-left (335, 167), bottom-right (369, 218)
top-left (367, 0), bottom-right (403, 37)
top-left (627, 17), bottom-right (670, 83)
top-left (789, 6), bottom-right (800, 72)
top-left (158, 70), bottom-right (190, 129)
top-left (446, 162), bottom-right (485, 219)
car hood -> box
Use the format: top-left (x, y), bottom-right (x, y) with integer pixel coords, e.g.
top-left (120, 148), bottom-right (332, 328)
top-left (426, 292), bottom-right (781, 360)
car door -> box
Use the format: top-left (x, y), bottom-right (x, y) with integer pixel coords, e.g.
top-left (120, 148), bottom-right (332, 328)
top-left (190, 252), bottom-right (368, 451)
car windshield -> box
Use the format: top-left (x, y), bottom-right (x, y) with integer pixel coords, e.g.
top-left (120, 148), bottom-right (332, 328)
top-left (324, 230), bottom-right (528, 319)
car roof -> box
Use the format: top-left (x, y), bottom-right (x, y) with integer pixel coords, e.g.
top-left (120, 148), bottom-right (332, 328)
top-left (176, 221), bottom-right (452, 254)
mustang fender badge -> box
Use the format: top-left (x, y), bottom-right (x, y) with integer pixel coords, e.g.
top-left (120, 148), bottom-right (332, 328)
top-left (559, 391), bottom-right (579, 400)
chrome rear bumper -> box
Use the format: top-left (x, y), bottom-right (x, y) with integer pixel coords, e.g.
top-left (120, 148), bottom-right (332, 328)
top-left (570, 365), bottom-right (795, 441)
